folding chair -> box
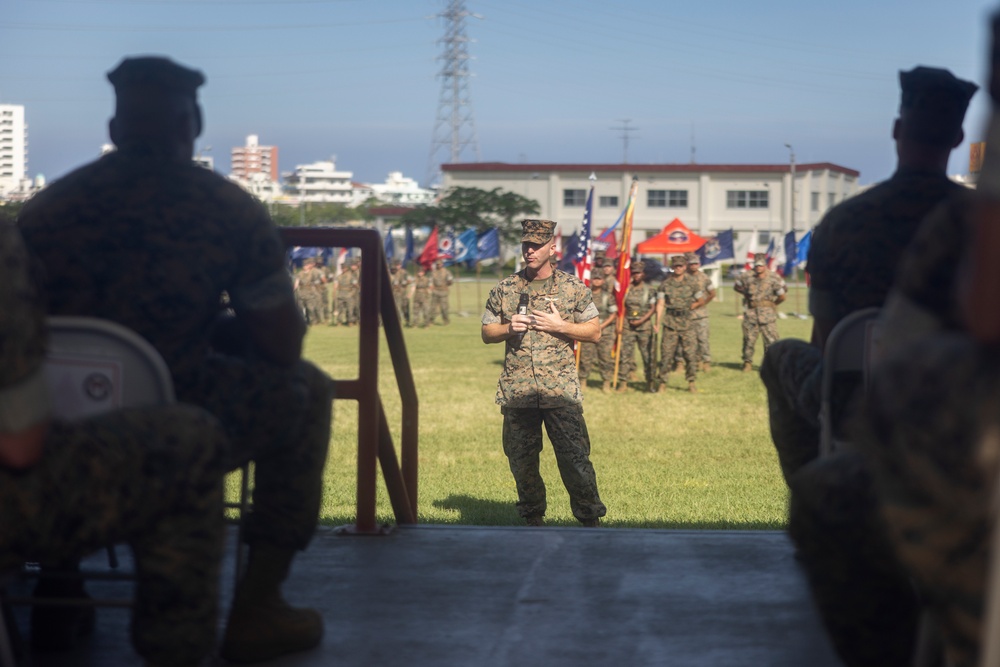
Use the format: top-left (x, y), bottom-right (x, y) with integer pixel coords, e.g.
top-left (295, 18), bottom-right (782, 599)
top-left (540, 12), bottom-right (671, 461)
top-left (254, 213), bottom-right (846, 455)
top-left (0, 316), bottom-right (249, 661)
top-left (818, 307), bottom-right (881, 458)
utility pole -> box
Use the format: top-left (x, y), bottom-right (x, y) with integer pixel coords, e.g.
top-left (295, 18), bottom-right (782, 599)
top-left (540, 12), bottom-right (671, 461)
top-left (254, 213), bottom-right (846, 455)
top-left (426, 0), bottom-right (482, 187)
top-left (611, 119), bottom-right (638, 163)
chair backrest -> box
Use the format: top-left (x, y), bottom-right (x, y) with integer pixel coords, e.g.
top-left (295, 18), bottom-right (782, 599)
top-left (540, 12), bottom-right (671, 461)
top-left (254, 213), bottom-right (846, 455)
top-left (44, 316), bottom-right (174, 420)
top-left (819, 307), bottom-right (881, 457)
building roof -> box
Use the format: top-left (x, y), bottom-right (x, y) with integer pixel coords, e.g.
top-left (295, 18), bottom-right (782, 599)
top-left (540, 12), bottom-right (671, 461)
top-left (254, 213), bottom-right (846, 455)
top-left (369, 206), bottom-right (415, 216)
top-left (442, 161), bottom-right (860, 178)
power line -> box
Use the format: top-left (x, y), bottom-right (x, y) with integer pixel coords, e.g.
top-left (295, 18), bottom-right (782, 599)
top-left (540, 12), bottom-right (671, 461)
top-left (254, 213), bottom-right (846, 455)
top-left (610, 119), bottom-right (638, 163)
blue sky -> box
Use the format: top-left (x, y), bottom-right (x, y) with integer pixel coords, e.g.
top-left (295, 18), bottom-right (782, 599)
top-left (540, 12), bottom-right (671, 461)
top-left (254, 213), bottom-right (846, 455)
top-left (2, 0), bottom-right (996, 187)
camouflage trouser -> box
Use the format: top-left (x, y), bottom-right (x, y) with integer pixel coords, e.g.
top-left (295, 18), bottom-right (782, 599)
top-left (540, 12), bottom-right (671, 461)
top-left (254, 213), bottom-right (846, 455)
top-left (855, 333), bottom-right (998, 667)
top-left (346, 293), bottom-right (360, 325)
top-left (760, 339), bottom-right (823, 484)
top-left (786, 451), bottom-right (920, 667)
top-left (672, 317), bottom-right (711, 366)
top-left (335, 295), bottom-right (352, 325)
top-left (319, 287), bottom-right (331, 323)
top-left (501, 405), bottom-right (606, 522)
top-left (182, 355), bottom-right (333, 551)
top-left (301, 293), bottom-right (324, 325)
top-left (1, 405), bottom-right (227, 666)
top-left (618, 326), bottom-right (654, 384)
top-left (412, 293), bottom-right (430, 327)
top-left (578, 334), bottom-right (614, 383)
top-left (430, 290), bottom-right (450, 324)
top-left (742, 310), bottom-right (780, 363)
top-left (392, 292), bottom-right (410, 326)
top-left (659, 327), bottom-right (698, 383)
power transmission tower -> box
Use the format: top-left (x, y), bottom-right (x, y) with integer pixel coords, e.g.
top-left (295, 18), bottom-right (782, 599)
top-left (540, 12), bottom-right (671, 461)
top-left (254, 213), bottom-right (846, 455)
top-left (610, 119), bottom-right (638, 163)
top-left (426, 0), bottom-right (482, 187)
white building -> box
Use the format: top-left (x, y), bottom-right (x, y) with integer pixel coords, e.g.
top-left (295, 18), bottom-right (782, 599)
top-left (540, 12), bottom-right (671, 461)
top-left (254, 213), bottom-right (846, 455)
top-left (284, 159), bottom-right (353, 204)
top-left (0, 104), bottom-right (29, 198)
top-left (441, 162), bottom-right (860, 248)
top-left (232, 134), bottom-right (279, 182)
top-left (364, 171), bottom-right (435, 206)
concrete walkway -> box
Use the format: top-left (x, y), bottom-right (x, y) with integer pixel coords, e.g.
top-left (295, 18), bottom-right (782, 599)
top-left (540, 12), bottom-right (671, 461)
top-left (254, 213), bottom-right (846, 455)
top-left (11, 525), bottom-right (841, 666)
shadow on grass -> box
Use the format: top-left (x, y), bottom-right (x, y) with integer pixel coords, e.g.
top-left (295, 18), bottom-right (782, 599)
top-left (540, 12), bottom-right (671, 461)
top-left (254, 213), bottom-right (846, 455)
top-left (427, 494), bottom-right (784, 530)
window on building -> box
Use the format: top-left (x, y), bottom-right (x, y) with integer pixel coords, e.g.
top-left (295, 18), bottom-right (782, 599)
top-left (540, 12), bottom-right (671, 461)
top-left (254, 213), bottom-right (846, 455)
top-left (726, 190), bottom-right (769, 209)
top-left (811, 192), bottom-right (820, 211)
top-left (828, 193), bottom-right (837, 208)
top-left (758, 231), bottom-right (771, 247)
top-left (668, 190), bottom-right (688, 207)
top-left (647, 190), bottom-right (667, 208)
top-left (599, 195), bottom-right (619, 208)
top-left (563, 189), bottom-right (586, 206)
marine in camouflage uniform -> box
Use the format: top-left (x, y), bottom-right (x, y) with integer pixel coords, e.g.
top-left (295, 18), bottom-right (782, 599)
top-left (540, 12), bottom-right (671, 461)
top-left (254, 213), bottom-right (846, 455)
top-left (482, 219), bottom-right (606, 526)
top-left (295, 258), bottom-right (327, 325)
top-left (617, 261), bottom-right (657, 392)
top-left (851, 191), bottom-right (992, 667)
top-left (733, 253), bottom-right (786, 371)
top-left (338, 260), bottom-right (361, 326)
top-left (758, 66), bottom-right (978, 667)
top-left (18, 56), bottom-right (333, 663)
top-left (684, 253), bottom-right (715, 371)
top-left (577, 270), bottom-right (617, 391)
top-left (389, 259), bottom-right (412, 326)
top-left (0, 222), bottom-right (228, 665)
top-left (412, 266), bottom-right (432, 328)
top-left (430, 259), bottom-right (453, 325)
top-left (655, 255), bottom-right (705, 392)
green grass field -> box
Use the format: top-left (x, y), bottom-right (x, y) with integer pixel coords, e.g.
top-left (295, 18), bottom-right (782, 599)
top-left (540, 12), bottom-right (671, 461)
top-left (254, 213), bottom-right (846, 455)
top-left (258, 279), bottom-right (812, 530)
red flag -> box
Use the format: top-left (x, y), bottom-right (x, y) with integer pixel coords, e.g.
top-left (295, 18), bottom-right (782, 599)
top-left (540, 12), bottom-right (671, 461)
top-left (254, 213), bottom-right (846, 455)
top-left (614, 181), bottom-right (639, 319)
top-left (419, 226), bottom-right (439, 268)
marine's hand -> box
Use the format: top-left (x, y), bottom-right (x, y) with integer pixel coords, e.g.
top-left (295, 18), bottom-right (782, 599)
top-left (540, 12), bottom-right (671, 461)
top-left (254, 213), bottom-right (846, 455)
top-left (530, 304), bottom-right (566, 334)
top-left (510, 313), bottom-right (530, 334)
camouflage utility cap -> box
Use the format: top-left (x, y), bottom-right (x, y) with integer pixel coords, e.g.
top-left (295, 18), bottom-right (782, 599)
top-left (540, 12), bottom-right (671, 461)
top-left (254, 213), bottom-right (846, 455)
top-left (670, 255), bottom-right (687, 267)
top-left (521, 219), bottom-right (556, 244)
top-left (753, 253), bottom-right (767, 267)
top-left (632, 260), bottom-right (646, 272)
top-left (686, 252), bottom-right (700, 264)
top-left (107, 56), bottom-right (205, 97)
top-left (899, 66), bottom-right (977, 144)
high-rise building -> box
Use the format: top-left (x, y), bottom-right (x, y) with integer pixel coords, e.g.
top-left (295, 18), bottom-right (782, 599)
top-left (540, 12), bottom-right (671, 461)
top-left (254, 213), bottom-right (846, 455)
top-left (0, 104), bottom-right (28, 197)
top-left (231, 134), bottom-right (278, 182)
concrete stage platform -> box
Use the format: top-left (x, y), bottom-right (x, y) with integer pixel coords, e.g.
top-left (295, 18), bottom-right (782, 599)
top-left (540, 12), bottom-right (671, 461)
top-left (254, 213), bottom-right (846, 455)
top-left (10, 525), bottom-right (841, 666)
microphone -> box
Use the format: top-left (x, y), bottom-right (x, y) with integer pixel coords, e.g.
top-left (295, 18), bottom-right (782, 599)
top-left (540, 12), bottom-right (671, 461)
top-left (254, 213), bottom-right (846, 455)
top-left (516, 292), bottom-right (530, 343)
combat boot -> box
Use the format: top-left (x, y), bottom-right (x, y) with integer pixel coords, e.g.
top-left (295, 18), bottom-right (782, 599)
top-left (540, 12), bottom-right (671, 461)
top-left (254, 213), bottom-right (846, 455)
top-left (742, 361), bottom-right (753, 373)
top-left (525, 516), bottom-right (544, 527)
top-left (616, 382), bottom-right (628, 393)
top-left (688, 381), bottom-right (698, 394)
top-left (701, 361), bottom-right (711, 373)
top-left (602, 380), bottom-right (611, 393)
top-left (220, 543), bottom-right (324, 664)
top-left (580, 518), bottom-right (601, 527)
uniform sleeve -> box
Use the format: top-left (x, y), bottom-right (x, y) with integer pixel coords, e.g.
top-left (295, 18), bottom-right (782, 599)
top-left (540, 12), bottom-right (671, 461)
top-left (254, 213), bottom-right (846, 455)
top-left (229, 196), bottom-right (295, 312)
top-left (0, 224), bottom-right (51, 432)
top-left (482, 283), bottom-right (505, 325)
top-left (574, 281), bottom-right (599, 322)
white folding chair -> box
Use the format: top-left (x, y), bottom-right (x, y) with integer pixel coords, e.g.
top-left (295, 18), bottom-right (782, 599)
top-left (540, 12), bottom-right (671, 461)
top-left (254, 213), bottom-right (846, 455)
top-left (818, 307), bottom-right (881, 458)
top-left (0, 316), bottom-right (176, 663)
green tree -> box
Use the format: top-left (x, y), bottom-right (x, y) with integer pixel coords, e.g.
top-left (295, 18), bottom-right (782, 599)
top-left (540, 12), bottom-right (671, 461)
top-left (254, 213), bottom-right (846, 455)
top-left (400, 186), bottom-right (539, 245)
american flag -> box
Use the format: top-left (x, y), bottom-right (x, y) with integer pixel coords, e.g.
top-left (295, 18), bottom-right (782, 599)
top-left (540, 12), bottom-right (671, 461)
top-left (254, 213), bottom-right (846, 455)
top-left (573, 185), bottom-right (595, 286)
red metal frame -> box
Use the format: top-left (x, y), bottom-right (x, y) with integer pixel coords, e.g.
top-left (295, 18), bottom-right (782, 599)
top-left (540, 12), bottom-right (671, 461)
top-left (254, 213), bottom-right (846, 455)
top-left (279, 228), bottom-right (419, 534)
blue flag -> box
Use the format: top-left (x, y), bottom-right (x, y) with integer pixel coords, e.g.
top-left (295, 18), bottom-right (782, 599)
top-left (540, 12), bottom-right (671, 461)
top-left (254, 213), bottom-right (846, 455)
top-left (404, 226), bottom-right (415, 266)
top-left (794, 229), bottom-right (811, 267)
top-left (477, 228), bottom-right (500, 260)
top-left (449, 228), bottom-right (479, 267)
top-left (384, 226), bottom-right (395, 261)
top-left (560, 232), bottom-right (579, 273)
top-left (783, 230), bottom-right (797, 276)
top-left (696, 228), bottom-right (734, 266)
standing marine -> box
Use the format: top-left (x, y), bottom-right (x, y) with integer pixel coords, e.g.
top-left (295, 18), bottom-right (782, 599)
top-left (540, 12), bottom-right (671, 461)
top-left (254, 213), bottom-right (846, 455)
top-left (655, 254), bottom-right (706, 393)
top-left (733, 253), bottom-right (786, 371)
top-left (430, 259), bottom-right (454, 325)
top-left (617, 260), bottom-right (657, 392)
top-left (481, 219), bottom-right (606, 527)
